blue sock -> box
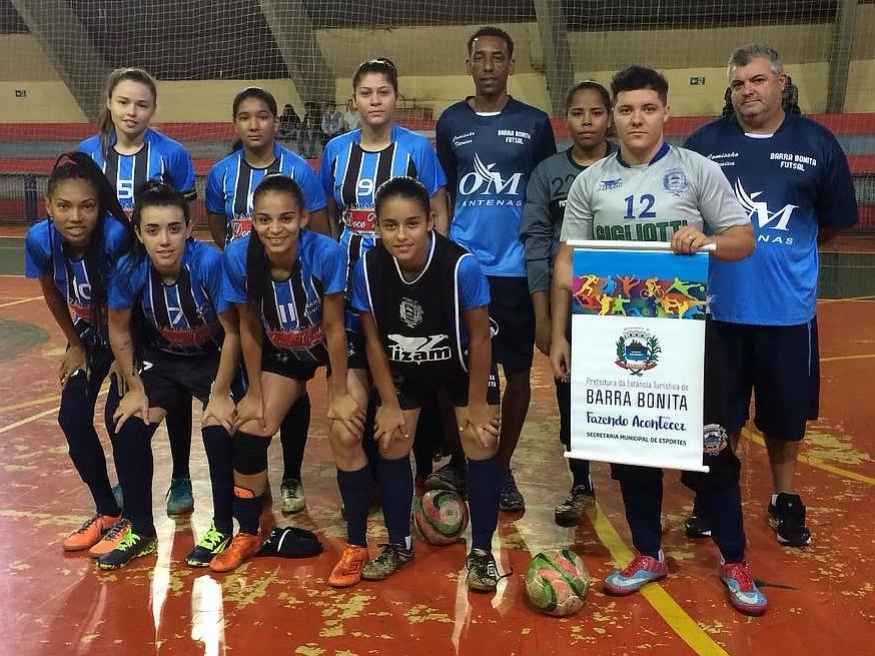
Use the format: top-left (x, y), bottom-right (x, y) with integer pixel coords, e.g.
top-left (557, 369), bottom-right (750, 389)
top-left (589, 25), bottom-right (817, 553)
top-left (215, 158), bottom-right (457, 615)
top-left (234, 490), bottom-right (262, 536)
top-left (202, 425), bottom-right (234, 534)
top-left (114, 416), bottom-right (158, 536)
top-left (279, 394), bottom-right (310, 481)
top-left (699, 484), bottom-right (746, 563)
top-left (337, 465), bottom-right (372, 547)
top-left (165, 400), bottom-right (192, 479)
top-left (619, 478), bottom-right (662, 559)
top-left (58, 376), bottom-right (119, 517)
top-left (377, 456), bottom-right (413, 547)
top-left (467, 455), bottom-right (502, 552)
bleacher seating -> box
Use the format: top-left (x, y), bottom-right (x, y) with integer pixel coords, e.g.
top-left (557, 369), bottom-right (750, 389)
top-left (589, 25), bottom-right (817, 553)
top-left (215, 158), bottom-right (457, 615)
top-left (2, 115), bottom-right (874, 228)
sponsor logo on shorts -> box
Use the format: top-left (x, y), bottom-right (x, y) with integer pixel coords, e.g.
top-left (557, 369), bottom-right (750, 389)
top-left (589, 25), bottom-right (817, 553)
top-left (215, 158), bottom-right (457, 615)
top-left (703, 423), bottom-right (728, 455)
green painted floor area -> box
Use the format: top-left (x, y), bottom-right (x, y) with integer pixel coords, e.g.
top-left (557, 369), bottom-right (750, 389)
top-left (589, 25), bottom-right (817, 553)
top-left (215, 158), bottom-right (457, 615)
top-left (0, 318), bottom-right (47, 362)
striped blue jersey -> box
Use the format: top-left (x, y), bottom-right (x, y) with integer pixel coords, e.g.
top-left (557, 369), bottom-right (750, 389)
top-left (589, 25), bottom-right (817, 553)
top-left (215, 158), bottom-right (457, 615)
top-left (436, 97), bottom-right (556, 276)
top-left (205, 142), bottom-right (327, 243)
top-left (109, 239), bottom-right (227, 356)
top-left (25, 217), bottom-right (130, 342)
top-left (78, 129), bottom-right (197, 216)
top-left (223, 230), bottom-right (347, 362)
top-left (320, 124), bottom-right (446, 329)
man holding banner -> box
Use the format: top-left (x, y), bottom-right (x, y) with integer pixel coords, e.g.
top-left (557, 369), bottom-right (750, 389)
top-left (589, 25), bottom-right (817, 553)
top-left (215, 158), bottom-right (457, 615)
top-left (549, 65), bottom-right (766, 615)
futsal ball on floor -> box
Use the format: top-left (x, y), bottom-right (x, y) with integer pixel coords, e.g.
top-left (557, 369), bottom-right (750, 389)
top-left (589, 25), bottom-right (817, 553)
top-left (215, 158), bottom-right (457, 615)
top-left (524, 549), bottom-right (590, 617)
top-left (413, 490), bottom-right (469, 545)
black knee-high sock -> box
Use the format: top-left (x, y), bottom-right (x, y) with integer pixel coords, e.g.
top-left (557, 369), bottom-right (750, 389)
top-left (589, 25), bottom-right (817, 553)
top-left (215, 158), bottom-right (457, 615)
top-left (202, 425), bottom-right (234, 534)
top-left (568, 459), bottom-right (592, 491)
top-left (377, 456), bottom-right (413, 546)
top-left (619, 478), bottom-right (663, 559)
top-left (280, 394), bottom-right (310, 481)
top-left (165, 399), bottom-right (192, 479)
top-left (699, 483), bottom-right (746, 563)
top-left (412, 400), bottom-right (441, 478)
top-left (115, 416), bottom-right (158, 536)
top-left (337, 465), bottom-right (372, 547)
top-left (59, 378), bottom-right (119, 516)
top-left (467, 455), bottom-right (502, 552)
top-left (234, 487), bottom-right (262, 536)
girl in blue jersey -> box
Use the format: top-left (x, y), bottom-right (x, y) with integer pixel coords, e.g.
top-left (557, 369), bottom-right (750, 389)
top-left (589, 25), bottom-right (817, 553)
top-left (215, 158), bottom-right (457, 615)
top-left (214, 175), bottom-right (365, 574)
top-left (79, 67), bottom-right (199, 516)
top-left (206, 86), bottom-right (330, 517)
top-left (24, 152), bottom-right (132, 555)
top-left (321, 57), bottom-right (449, 498)
top-left (206, 86), bottom-right (329, 245)
top-left (351, 177), bottom-right (503, 591)
top-left (99, 182), bottom-right (240, 570)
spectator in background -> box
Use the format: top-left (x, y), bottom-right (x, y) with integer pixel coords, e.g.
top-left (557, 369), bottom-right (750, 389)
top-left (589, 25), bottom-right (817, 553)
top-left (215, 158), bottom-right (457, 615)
top-left (299, 101), bottom-right (321, 159)
top-left (278, 103), bottom-right (301, 143)
top-left (343, 98), bottom-right (361, 132)
top-left (321, 100), bottom-right (344, 149)
top-left (722, 86), bottom-right (734, 116)
top-left (782, 75), bottom-right (801, 114)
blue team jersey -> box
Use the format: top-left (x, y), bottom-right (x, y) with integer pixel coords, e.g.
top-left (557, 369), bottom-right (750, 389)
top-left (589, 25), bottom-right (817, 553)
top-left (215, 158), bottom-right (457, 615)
top-left (78, 129), bottom-right (196, 216)
top-left (25, 217), bottom-right (130, 342)
top-left (223, 230), bottom-right (347, 362)
top-left (351, 233), bottom-right (489, 347)
top-left (685, 113), bottom-right (858, 325)
top-left (109, 240), bottom-right (227, 356)
top-left (320, 123), bottom-right (446, 330)
top-left (205, 142), bottom-right (327, 242)
top-left (436, 97), bottom-right (556, 277)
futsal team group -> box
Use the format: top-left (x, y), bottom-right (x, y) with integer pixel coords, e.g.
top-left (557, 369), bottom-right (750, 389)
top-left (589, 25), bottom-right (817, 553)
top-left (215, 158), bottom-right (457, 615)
top-left (25, 25), bottom-right (858, 616)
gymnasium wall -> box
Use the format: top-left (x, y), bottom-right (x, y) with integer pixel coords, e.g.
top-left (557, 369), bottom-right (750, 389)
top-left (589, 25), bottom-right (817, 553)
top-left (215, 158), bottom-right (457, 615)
top-left (1, 9), bottom-right (874, 121)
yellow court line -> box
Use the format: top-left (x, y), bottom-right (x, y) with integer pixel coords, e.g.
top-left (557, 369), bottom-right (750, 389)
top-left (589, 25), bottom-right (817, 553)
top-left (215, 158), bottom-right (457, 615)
top-left (741, 428), bottom-right (875, 486)
top-left (0, 393), bottom-right (60, 413)
top-left (818, 295), bottom-right (875, 304)
top-left (0, 407), bottom-right (57, 435)
top-left (821, 353), bottom-right (875, 363)
top-left (0, 295), bottom-right (41, 309)
top-left (587, 502), bottom-right (729, 656)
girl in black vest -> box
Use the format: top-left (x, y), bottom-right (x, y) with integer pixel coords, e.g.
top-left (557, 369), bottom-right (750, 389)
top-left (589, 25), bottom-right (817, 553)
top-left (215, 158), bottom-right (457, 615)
top-left (351, 177), bottom-right (505, 592)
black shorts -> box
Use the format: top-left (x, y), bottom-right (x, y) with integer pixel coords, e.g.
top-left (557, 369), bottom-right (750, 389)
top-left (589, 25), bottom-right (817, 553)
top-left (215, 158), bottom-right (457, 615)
top-left (141, 349), bottom-right (218, 409)
top-left (388, 365), bottom-right (501, 411)
top-left (261, 341), bottom-right (321, 382)
top-left (711, 318), bottom-right (820, 441)
top-left (346, 330), bottom-right (368, 371)
top-left (487, 276), bottom-right (534, 372)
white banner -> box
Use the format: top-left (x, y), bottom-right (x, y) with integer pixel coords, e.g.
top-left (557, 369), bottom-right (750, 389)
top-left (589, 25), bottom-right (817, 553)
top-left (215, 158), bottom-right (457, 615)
top-left (566, 243), bottom-right (710, 472)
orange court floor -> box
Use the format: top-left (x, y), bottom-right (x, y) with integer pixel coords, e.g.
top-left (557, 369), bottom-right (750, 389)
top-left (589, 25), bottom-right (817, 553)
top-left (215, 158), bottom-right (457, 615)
top-left (1, 273), bottom-right (874, 656)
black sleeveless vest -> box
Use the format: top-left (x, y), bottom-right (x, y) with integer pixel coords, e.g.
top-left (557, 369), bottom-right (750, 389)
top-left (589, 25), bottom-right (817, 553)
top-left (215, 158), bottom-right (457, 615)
top-left (362, 233), bottom-right (470, 383)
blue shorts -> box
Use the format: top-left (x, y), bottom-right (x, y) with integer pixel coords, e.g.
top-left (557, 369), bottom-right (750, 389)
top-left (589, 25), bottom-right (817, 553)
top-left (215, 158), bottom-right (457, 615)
top-left (711, 318), bottom-right (820, 441)
top-left (487, 276), bottom-right (534, 372)
top-left (261, 342), bottom-right (321, 382)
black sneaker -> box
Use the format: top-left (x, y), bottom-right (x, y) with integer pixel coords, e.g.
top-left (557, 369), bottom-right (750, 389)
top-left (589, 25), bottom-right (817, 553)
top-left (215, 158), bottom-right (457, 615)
top-left (499, 471), bottom-right (525, 512)
top-left (96, 531), bottom-right (158, 570)
top-left (361, 543), bottom-right (415, 581)
top-left (466, 548), bottom-right (499, 592)
top-left (186, 521), bottom-right (232, 567)
top-left (684, 514), bottom-right (712, 538)
top-left (425, 463), bottom-right (467, 496)
top-left (767, 493), bottom-right (811, 546)
top-left (554, 484), bottom-right (595, 525)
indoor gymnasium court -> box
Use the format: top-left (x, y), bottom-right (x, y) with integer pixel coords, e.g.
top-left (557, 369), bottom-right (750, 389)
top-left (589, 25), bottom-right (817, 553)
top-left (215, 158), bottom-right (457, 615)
top-left (1, 2), bottom-right (874, 655)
